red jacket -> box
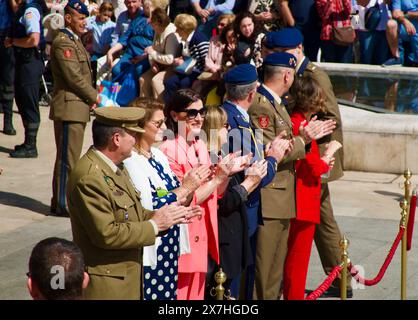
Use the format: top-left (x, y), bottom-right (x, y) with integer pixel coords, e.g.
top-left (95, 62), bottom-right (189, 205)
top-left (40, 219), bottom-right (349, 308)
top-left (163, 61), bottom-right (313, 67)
top-left (291, 112), bottom-right (330, 224)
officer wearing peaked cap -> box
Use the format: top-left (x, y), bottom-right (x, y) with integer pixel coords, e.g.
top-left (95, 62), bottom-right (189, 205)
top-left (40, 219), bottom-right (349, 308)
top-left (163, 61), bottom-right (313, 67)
top-left (267, 27), bottom-right (350, 297)
top-left (49, 0), bottom-right (98, 217)
top-left (67, 107), bottom-right (195, 299)
top-left (248, 52), bottom-right (307, 300)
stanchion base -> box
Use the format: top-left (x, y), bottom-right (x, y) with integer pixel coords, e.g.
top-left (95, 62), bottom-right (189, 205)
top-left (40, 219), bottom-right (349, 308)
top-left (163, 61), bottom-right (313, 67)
top-left (305, 287), bottom-right (353, 299)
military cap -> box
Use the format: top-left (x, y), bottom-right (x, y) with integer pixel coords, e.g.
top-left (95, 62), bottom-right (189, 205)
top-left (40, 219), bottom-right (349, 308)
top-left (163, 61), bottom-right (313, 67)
top-left (65, 0), bottom-right (89, 16)
top-left (224, 64), bottom-right (258, 85)
top-left (94, 107), bottom-right (145, 133)
top-left (265, 28), bottom-right (303, 49)
top-left (264, 52), bottom-right (297, 69)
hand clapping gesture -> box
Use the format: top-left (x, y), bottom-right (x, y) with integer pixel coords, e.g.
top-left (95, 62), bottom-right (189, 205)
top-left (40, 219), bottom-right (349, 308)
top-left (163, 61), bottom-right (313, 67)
top-left (300, 115), bottom-right (336, 144)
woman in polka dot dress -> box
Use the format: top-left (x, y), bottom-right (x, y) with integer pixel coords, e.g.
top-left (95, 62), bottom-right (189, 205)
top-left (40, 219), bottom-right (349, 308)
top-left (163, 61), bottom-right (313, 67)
top-left (124, 99), bottom-right (211, 300)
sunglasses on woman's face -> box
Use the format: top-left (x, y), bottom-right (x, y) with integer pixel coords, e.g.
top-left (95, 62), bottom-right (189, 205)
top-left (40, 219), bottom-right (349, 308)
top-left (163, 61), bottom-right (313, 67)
top-left (182, 107), bottom-right (207, 119)
top-left (150, 118), bottom-right (166, 129)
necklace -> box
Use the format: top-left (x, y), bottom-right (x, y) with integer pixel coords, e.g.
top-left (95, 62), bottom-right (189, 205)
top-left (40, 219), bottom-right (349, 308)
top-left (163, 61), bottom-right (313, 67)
top-left (137, 146), bottom-right (153, 159)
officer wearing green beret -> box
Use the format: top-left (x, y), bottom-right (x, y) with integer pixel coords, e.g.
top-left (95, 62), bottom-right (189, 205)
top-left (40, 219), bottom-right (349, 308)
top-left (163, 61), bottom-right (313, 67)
top-left (248, 52), bottom-right (336, 299)
top-left (269, 27), bottom-right (351, 298)
top-left (67, 107), bottom-right (200, 300)
top-left (49, 0), bottom-right (98, 216)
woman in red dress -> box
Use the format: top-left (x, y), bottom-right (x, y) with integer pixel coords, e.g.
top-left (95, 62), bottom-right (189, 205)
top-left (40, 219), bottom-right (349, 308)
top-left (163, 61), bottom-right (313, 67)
top-left (283, 74), bottom-right (341, 300)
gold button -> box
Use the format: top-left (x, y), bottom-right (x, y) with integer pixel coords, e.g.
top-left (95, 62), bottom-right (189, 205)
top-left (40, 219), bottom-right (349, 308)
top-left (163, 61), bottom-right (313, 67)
top-left (106, 270), bottom-right (110, 274)
top-left (271, 183), bottom-right (275, 187)
top-left (194, 236), bottom-right (199, 242)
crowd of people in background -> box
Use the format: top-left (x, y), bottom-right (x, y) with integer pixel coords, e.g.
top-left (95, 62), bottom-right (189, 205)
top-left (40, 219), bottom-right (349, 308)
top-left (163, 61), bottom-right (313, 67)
top-left (1, 0), bottom-right (417, 301)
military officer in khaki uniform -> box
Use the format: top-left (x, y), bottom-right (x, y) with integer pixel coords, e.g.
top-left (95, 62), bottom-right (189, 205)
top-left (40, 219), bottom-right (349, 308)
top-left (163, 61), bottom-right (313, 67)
top-left (267, 28), bottom-right (350, 297)
top-left (248, 52), bottom-right (336, 299)
top-left (67, 107), bottom-right (202, 299)
top-left (49, 0), bottom-right (97, 216)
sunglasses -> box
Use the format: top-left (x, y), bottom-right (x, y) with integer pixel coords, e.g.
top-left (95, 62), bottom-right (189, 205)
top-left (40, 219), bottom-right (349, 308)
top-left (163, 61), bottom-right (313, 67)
top-left (182, 107), bottom-right (207, 119)
top-left (150, 118), bottom-right (166, 129)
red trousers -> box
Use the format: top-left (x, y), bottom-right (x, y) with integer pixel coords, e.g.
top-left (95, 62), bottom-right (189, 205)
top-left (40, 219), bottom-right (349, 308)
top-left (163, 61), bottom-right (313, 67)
top-left (283, 219), bottom-right (316, 300)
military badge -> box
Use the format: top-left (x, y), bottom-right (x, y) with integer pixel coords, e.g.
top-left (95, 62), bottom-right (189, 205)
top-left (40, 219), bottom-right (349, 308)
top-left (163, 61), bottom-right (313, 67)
top-left (258, 116), bottom-right (269, 128)
top-left (104, 176), bottom-right (116, 188)
top-left (63, 49), bottom-right (72, 58)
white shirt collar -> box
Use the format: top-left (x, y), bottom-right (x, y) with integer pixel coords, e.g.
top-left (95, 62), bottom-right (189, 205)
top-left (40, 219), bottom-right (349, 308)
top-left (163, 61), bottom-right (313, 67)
top-left (65, 27), bottom-right (79, 40)
top-left (262, 84), bottom-right (282, 105)
top-left (295, 56), bottom-right (306, 74)
top-left (94, 148), bottom-right (118, 173)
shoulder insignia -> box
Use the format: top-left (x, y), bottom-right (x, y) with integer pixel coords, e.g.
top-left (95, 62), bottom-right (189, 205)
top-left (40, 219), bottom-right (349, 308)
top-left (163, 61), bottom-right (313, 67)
top-left (63, 49), bottom-right (72, 58)
top-left (259, 115), bottom-right (269, 128)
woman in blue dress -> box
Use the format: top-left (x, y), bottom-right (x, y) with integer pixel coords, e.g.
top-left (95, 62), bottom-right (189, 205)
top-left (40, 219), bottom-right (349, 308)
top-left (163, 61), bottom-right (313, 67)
top-left (124, 98), bottom-right (211, 300)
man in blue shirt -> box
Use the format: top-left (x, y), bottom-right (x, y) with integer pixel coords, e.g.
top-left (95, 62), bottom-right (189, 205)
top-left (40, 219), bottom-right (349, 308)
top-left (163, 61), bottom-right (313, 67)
top-left (110, 0), bottom-right (141, 48)
top-left (9, 0), bottom-right (45, 158)
top-left (0, 0), bottom-right (15, 135)
top-left (392, 0), bottom-right (418, 65)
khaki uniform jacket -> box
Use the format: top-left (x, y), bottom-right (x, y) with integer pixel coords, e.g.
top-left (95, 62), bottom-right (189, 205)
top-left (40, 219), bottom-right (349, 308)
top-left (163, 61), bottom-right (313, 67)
top-left (49, 30), bottom-right (97, 123)
top-left (249, 88), bottom-right (306, 220)
top-left (67, 147), bottom-right (156, 300)
top-left (301, 62), bottom-right (344, 183)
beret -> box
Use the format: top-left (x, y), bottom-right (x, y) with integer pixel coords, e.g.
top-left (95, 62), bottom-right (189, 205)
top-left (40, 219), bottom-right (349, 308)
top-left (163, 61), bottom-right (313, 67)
top-left (224, 63), bottom-right (258, 85)
top-left (265, 28), bottom-right (303, 49)
top-left (65, 0), bottom-right (89, 16)
top-left (263, 52), bottom-right (297, 69)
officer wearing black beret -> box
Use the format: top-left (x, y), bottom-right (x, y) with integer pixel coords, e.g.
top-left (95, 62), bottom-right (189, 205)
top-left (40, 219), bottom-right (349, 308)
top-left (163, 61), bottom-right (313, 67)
top-left (267, 27), bottom-right (350, 298)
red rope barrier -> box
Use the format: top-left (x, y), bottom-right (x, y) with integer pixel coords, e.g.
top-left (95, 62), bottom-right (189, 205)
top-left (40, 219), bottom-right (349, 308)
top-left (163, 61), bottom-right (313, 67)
top-left (407, 194), bottom-right (417, 251)
top-left (348, 227), bottom-right (405, 286)
top-left (305, 265), bottom-right (343, 300)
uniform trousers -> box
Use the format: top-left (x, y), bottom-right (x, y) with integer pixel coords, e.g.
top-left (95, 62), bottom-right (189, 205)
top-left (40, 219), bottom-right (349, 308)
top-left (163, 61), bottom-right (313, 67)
top-left (283, 219), bottom-right (316, 300)
top-left (51, 121), bottom-right (86, 212)
top-left (177, 272), bottom-right (206, 300)
top-left (0, 39), bottom-right (14, 129)
top-left (139, 68), bottom-right (174, 102)
top-left (254, 218), bottom-right (290, 300)
top-left (314, 183), bottom-right (351, 288)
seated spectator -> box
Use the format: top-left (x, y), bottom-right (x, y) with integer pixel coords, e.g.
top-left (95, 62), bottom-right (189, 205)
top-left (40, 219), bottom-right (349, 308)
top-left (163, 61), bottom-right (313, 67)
top-left (27, 237), bottom-right (89, 300)
top-left (204, 14), bottom-right (235, 78)
top-left (388, 0), bottom-right (418, 66)
top-left (111, 0), bottom-right (141, 48)
top-left (139, 8), bottom-right (181, 101)
top-left (106, 0), bottom-right (157, 87)
top-left (191, 0), bottom-right (236, 38)
top-left (163, 14), bottom-right (209, 104)
top-left (355, 0), bottom-right (391, 65)
top-left (86, 2), bottom-right (116, 61)
top-left (248, 0), bottom-right (282, 31)
top-left (234, 11), bottom-right (265, 68)
top-left (316, 0), bottom-right (354, 63)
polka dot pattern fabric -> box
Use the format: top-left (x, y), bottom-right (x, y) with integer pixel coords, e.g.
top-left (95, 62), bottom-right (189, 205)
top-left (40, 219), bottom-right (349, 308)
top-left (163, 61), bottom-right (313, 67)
top-left (143, 156), bottom-right (181, 300)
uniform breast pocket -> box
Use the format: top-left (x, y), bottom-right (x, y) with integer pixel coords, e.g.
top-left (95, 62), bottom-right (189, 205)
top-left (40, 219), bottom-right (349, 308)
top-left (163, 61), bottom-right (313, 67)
top-left (265, 174), bottom-right (288, 190)
top-left (113, 193), bottom-right (136, 222)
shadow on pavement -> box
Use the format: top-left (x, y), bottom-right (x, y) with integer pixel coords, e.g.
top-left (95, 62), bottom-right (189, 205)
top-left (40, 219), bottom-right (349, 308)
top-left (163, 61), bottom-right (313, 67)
top-left (0, 191), bottom-right (49, 216)
top-left (374, 190), bottom-right (403, 201)
top-left (0, 146), bottom-right (13, 154)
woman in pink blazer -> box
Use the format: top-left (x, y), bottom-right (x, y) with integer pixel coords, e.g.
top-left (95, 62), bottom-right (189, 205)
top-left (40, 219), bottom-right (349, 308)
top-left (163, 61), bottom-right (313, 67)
top-left (160, 89), bottom-right (235, 300)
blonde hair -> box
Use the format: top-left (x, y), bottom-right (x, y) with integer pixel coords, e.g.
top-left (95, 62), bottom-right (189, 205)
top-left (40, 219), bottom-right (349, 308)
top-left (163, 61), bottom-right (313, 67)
top-left (218, 13), bottom-right (235, 26)
top-left (174, 14), bottom-right (198, 35)
top-left (202, 105), bottom-right (228, 154)
top-left (143, 0), bottom-right (169, 10)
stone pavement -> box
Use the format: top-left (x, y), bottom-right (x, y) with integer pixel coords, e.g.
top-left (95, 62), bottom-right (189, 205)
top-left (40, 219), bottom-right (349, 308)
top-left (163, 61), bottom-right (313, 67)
top-left (1, 106), bottom-right (418, 300)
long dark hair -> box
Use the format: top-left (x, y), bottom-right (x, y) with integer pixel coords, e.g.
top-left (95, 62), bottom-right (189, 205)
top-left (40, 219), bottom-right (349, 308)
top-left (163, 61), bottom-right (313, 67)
top-left (233, 11), bottom-right (262, 46)
top-left (165, 89), bottom-right (202, 134)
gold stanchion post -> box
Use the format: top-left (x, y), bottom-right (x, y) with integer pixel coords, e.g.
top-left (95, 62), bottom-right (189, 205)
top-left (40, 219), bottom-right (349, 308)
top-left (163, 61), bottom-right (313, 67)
top-left (400, 199), bottom-right (408, 300)
top-left (339, 235), bottom-right (350, 300)
top-left (214, 268), bottom-right (227, 300)
top-left (404, 169), bottom-right (412, 205)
